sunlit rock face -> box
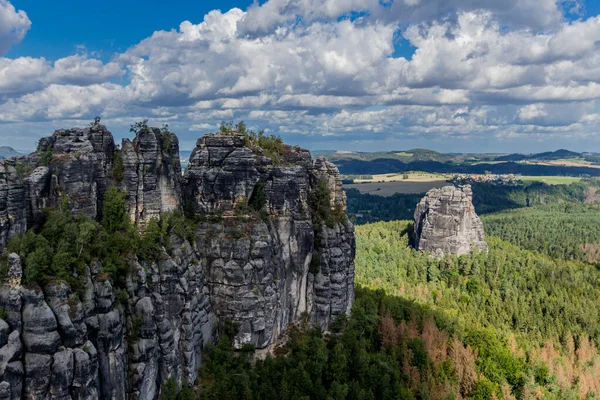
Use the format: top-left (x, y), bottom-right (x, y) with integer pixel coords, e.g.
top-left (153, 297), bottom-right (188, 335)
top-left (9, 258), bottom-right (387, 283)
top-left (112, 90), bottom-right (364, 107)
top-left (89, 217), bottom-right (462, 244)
top-left (183, 134), bottom-right (354, 347)
top-left (0, 127), bottom-right (355, 399)
top-left (414, 185), bottom-right (488, 257)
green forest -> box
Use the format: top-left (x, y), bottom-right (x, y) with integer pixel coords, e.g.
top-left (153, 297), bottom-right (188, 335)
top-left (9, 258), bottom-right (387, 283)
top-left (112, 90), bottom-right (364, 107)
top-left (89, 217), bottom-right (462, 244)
top-left (198, 218), bottom-right (600, 399)
top-left (347, 180), bottom-right (599, 224)
top-left (352, 221), bottom-right (600, 399)
top-left (198, 179), bottom-right (600, 400)
top-left (4, 176), bottom-right (600, 399)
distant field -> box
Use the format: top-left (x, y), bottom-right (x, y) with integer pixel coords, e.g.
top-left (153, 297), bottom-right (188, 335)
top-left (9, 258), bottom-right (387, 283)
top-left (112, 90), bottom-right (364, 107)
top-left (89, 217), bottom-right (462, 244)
top-left (520, 176), bottom-right (582, 185)
top-left (523, 159), bottom-right (600, 169)
top-left (354, 172), bottom-right (447, 183)
top-left (344, 180), bottom-right (448, 196)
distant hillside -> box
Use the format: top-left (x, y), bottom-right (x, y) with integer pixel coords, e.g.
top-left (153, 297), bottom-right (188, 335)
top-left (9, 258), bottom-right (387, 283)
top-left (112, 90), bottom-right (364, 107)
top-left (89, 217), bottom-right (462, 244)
top-left (323, 148), bottom-right (503, 164)
top-left (496, 149), bottom-right (581, 162)
top-left (0, 146), bottom-right (20, 159)
top-left (333, 158), bottom-right (600, 177)
top-left (320, 147), bottom-right (600, 176)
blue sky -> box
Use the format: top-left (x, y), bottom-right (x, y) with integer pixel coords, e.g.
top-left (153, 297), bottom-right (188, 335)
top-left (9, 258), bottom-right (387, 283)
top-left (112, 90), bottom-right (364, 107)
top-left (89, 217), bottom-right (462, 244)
top-left (1, 0), bottom-right (600, 153)
top-left (7, 0), bottom-right (251, 61)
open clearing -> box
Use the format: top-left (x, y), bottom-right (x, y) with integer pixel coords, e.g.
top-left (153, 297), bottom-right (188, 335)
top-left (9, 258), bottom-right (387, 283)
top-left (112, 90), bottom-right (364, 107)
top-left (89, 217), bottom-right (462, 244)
top-left (344, 180), bottom-right (448, 196)
top-left (354, 172), bottom-right (447, 183)
top-left (520, 176), bottom-right (582, 185)
top-left (522, 159), bottom-right (600, 169)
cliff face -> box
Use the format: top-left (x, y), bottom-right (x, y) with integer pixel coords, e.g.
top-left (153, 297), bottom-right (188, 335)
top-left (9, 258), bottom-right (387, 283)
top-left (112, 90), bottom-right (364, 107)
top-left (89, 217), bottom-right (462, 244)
top-left (0, 125), bottom-right (114, 249)
top-left (414, 185), bottom-right (488, 257)
top-left (0, 127), bottom-right (355, 399)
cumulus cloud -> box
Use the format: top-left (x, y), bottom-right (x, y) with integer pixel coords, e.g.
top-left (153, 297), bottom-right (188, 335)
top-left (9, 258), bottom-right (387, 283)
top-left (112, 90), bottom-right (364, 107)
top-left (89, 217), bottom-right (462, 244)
top-left (0, 0), bottom-right (30, 54)
top-left (0, 55), bottom-right (124, 101)
top-left (49, 55), bottom-right (124, 85)
top-left (1, 0), bottom-right (600, 152)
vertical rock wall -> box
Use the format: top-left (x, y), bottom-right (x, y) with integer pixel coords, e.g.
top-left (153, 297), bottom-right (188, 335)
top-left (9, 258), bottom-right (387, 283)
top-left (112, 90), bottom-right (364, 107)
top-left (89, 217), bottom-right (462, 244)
top-left (0, 128), bottom-right (355, 399)
top-left (121, 128), bottom-right (181, 227)
top-left (414, 185), bottom-right (488, 257)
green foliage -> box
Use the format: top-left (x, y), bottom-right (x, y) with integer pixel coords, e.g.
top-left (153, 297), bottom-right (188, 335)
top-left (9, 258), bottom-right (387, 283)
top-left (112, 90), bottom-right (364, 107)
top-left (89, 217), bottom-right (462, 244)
top-left (248, 181), bottom-right (267, 212)
top-left (14, 160), bottom-right (32, 179)
top-left (102, 187), bottom-right (131, 235)
top-left (129, 315), bottom-right (142, 341)
top-left (346, 180), bottom-right (596, 225)
top-left (356, 220), bottom-right (600, 345)
top-left (112, 150), bottom-right (124, 183)
top-left (355, 219), bottom-right (600, 397)
top-left (471, 379), bottom-right (496, 400)
top-left (464, 329), bottom-right (525, 389)
top-left (0, 306), bottom-right (6, 321)
top-left (309, 251), bottom-right (321, 275)
top-left (89, 116), bottom-right (101, 128)
top-left (221, 120), bottom-right (289, 165)
top-left (220, 120), bottom-right (234, 133)
top-left (130, 119), bottom-right (149, 135)
top-left (161, 124), bottom-right (175, 153)
top-left (40, 148), bottom-right (53, 167)
top-left (160, 378), bottom-right (179, 400)
top-left (309, 180), bottom-right (334, 229)
top-left (199, 288), bottom-right (470, 400)
top-left (252, 131), bottom-right (286, 165)
top-left (160, 378), bottom-right (196, 400)
top-left (482, 203), bottom-right (600, 261)
top-left (4, 186), bottom-right (199, 292)
top-left (7, 209), bottom-right (103, 288)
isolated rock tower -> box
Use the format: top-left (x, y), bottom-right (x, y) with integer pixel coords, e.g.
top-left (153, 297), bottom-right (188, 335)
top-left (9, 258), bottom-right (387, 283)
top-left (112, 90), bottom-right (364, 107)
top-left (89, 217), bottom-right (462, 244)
top-left (413, 185), bottom-right (488, 257)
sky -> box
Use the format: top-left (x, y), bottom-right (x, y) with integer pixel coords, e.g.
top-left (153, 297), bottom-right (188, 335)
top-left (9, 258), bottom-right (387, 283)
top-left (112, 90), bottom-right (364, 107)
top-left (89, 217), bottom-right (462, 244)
top-left (1, 0), bottom-right (600, 153)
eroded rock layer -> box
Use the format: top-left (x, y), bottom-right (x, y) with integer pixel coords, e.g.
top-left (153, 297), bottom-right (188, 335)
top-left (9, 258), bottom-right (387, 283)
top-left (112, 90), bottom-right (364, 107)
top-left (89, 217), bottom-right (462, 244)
top-left (414, 185), bottom-right (488, 257)
top-left (0, 127), bottom-right (355, 399)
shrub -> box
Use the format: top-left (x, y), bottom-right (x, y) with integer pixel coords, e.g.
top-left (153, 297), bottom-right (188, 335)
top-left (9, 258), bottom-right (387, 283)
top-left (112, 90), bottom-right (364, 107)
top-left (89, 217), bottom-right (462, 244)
top-left (161, 124), bottom-right (174, 153)
top-left (130, 119), bottom-right (149, 135)
top-left (310, 251), bottom-right (321, 275)
top-left (89, 116), bottom-right (101, 128)
top-left (40, 148), bottom-right (53, 167)
top-left (112, 150), bottom-right (124, 183)
top-left (249, 181), bottom-right (267, 212)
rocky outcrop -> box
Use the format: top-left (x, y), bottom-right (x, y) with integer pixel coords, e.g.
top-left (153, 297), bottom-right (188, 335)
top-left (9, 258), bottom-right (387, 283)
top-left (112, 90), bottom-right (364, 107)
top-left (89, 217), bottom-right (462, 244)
top-left (121, 128), bottom-right (181, 227)
top-left (183, 134), bottom-right (354, 346)
top-left (414, 185), bottom-right (488, 257)
top-left (0, 127), bottom-right (355, 399)
top-left (0, 125), bottom-right (115, 249)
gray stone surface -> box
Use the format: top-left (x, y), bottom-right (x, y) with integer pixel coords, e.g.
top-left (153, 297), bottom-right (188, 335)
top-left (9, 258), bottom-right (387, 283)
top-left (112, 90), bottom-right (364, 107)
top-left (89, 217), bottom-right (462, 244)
top-left (0, 129), bottom-right (355, 399)
top-left (414, 185), bottom-right (488, 257)
top-left (121, 127), bottom-right (181, 228)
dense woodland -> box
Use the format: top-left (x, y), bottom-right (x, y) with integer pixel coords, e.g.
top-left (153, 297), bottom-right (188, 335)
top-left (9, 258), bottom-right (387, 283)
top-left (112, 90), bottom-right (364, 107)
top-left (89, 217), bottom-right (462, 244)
top-left (347, 180), bottom-right (599, 224)
top-left (354, 221), bottom-right (600, 399)
top-left (198, 179), bottom-right (600, 400)
top-left (333, 158), bottom-right (600, 177)
top-left (483, 204), bottom-right (600, 262)
top-left (3, 158), bottom-right (600, 399)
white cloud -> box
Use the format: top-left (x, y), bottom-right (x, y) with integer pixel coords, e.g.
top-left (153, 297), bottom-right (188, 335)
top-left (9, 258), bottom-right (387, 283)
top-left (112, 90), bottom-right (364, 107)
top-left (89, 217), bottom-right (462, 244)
top-left (0, 0), bottom-right (600, 152)
top-left (0, 0), bottom-right (30, 54)
top-left (189, 123), bottom-right (216, 131)
top-left (0, 57), bottom-right (48, 97)
top-left (49, 55), bottom-right (124, 85)
top-left (0, 55), bottom-right (124, 100)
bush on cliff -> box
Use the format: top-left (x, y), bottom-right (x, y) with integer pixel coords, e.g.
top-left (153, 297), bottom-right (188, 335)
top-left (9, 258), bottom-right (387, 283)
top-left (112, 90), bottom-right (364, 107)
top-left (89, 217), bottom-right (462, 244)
top-left (2, 186), bottom-right (196, 291)
top-left (220, 120), bottom-right (289, 164)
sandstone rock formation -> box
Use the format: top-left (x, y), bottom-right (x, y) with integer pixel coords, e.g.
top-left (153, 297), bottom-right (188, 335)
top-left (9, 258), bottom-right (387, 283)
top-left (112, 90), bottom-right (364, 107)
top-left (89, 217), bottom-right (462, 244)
top-left (0, 126), bottom-right (355, 399)
top-left (414, 185), bottom-right (488, 257)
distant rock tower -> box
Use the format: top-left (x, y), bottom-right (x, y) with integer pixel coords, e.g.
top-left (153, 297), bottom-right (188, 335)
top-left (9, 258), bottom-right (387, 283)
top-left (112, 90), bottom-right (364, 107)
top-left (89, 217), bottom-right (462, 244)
top-left (413, 185), bottom-right (488, 257)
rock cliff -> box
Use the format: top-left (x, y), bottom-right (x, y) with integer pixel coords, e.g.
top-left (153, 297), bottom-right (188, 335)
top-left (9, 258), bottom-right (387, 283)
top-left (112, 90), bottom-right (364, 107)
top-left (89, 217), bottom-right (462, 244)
top-left (413, 185), bottom-right (488, 257)
top-left (0, 126), bottom-right (355, 399)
